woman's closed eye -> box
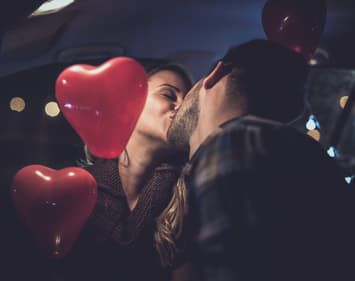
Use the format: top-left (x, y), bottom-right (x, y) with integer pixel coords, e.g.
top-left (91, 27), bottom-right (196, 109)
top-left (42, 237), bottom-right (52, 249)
top-left (161, 90), bottom-right (177, 102)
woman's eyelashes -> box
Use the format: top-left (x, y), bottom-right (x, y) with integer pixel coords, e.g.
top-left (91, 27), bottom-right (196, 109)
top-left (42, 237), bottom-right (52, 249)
top-left (161, 90), bottom-right (177, 102)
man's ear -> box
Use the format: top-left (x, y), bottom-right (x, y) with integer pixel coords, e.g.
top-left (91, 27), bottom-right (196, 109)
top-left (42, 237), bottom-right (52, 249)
top-left (203, 61), bottom-right (230, 90)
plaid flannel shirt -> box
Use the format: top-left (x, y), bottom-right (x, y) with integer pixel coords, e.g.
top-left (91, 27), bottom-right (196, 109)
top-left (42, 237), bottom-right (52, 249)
top-left (182, 115), bottom-right (350, 281)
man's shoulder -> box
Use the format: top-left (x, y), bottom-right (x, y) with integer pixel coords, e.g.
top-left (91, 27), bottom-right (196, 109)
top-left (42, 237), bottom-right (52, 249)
top-left (209, 115), bottom-right (318, 151)
top-left (188, 115), bottom-right (328, 185)
top-left (188, 116), bottom-right (282, 185)
top-left (197, 115), bottom-right (302, 157)
top-left (222, 115), bottom-right (284, 130)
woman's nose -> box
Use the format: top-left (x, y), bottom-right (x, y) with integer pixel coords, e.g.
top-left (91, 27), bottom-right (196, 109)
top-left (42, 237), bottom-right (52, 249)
top-left (174, 98), bottom-right (184, 111)
top-left (174, 102), bottom-right (181, 112)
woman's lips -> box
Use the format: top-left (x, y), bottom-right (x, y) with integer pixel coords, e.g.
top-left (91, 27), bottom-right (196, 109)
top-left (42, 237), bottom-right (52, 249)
top-left (170, 109), bottom-right (179, 119)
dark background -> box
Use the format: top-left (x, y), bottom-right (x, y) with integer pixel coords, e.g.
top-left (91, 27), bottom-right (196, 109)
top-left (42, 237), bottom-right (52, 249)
top-left (1, 0), bottom-right (355, 188)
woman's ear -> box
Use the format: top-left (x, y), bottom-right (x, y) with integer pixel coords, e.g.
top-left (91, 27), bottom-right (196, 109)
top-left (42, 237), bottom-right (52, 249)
top-left (203, 61), bottom-right (230, 90)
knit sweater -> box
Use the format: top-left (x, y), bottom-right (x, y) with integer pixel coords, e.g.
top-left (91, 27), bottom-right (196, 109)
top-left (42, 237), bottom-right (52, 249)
top-left (3, 159), bottom-right (180, 281)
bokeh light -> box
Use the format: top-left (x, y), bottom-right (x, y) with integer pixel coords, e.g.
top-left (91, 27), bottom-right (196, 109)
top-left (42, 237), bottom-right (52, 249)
top-left (339, 96), bottom-right (349, 109)
top-left (307, 129), bottom-right (321, 142)
top-left (10, 97), bottom-right (26, 112)
top-left (45, 101), bottom-right (61, 118)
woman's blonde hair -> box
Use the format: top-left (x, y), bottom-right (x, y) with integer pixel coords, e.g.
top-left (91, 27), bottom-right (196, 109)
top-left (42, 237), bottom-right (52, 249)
top-left (80, 60), bottom-right (192, 268)
top-left (154, 175), bottom-right (187, 267)
top-left (148, 62), bottom-right (191, 267)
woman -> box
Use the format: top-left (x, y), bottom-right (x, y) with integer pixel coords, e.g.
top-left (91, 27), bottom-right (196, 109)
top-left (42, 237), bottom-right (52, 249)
top-left (72, 60), bottom-right (193, 281)
top-left (1, 60), bottom-right (192, 281)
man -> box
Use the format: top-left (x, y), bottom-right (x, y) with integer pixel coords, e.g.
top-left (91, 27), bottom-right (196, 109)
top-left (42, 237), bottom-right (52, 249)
top-left (168, 40), bottom-right (353, 280)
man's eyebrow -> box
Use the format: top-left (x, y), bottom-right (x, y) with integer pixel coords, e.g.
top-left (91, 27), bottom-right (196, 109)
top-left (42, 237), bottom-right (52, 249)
top-left (159, 83), bottom-right (181, 92)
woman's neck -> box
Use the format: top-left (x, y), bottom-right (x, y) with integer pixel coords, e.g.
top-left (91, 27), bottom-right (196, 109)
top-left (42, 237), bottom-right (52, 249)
top-left (118, 132), bottom-right (165, 210)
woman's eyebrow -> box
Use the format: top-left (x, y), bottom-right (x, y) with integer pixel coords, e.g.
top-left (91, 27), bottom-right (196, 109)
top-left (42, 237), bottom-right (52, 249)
top-left (158, 83), bottom-right (181, 93)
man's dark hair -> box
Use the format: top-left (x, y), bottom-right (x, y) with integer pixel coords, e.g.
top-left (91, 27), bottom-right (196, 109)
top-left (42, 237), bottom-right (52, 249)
top-left (222, 39), bottom-right (309, 123)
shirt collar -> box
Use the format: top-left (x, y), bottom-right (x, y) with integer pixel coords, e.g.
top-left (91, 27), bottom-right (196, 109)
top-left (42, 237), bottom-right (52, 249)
top-left (182, 114), bottom-right (247, 178)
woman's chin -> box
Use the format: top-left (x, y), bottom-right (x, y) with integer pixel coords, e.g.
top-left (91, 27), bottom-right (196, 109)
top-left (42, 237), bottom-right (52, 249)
top-left (161, 135), bottom-right (170, 146)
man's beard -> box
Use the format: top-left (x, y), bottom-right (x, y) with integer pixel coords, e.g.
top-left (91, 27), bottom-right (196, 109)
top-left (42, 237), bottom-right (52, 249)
top-left (167, 81), bottom-right (201, 154)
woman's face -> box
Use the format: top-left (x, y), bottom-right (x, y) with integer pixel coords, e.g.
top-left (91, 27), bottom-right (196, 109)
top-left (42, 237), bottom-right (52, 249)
top-left (134, 70), bottom-right (189, 144)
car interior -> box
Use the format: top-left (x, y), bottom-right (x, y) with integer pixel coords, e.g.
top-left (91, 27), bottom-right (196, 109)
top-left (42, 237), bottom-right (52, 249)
top-left (1, 0), bottom-right (354, 200)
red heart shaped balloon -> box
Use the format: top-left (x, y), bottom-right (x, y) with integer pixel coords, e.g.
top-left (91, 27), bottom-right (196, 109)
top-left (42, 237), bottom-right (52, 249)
top-left (262, 0), bottom-right (326, 59)
top-left (56, 57), bottom-right (148, 159)
top-left (11, 165), bottom-right (97, 258)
